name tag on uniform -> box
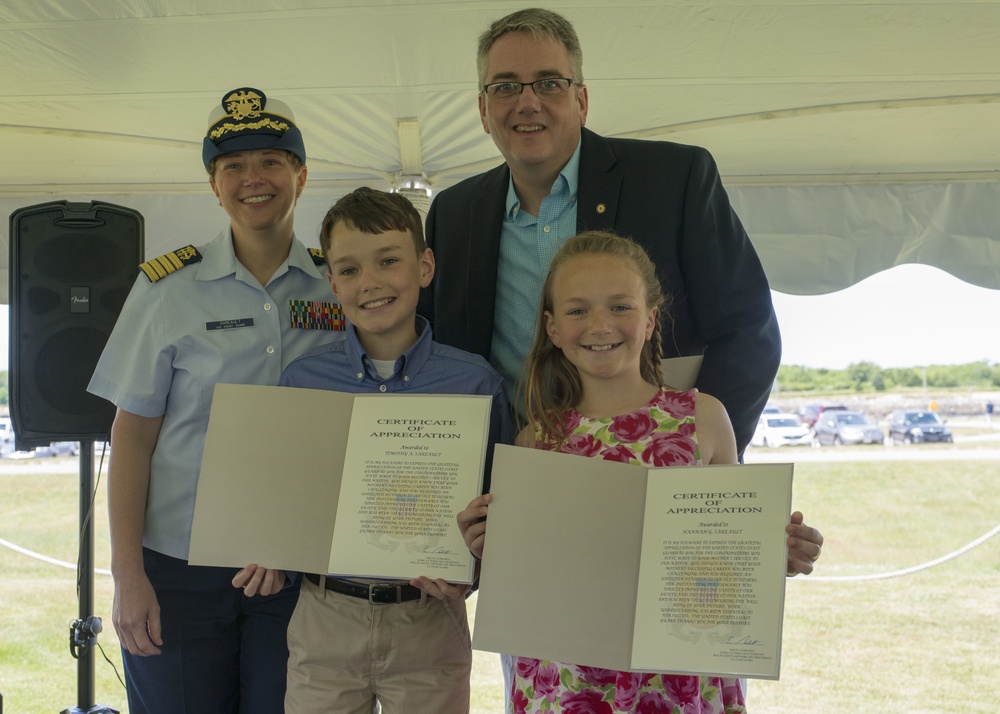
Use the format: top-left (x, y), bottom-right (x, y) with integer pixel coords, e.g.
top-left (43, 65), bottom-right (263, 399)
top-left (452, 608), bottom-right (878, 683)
top-left (206, 318), bottom-right (255, 331)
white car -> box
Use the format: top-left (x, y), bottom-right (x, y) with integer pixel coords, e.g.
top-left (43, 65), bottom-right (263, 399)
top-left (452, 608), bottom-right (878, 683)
top-left (0, 417), bottom-right (16, 457)
top-left (751, 412), bottom-right (814, 448)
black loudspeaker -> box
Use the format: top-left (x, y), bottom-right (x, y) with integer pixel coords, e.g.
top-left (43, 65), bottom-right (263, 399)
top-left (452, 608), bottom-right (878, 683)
top-left (9, 201), bottom-right (144, 450)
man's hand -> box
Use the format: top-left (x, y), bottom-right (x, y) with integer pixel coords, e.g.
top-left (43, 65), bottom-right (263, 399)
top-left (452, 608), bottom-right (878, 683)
top-left (457, 493), bottom-right (492, 559)
top-left (786, 511), bottom-right (824, 576)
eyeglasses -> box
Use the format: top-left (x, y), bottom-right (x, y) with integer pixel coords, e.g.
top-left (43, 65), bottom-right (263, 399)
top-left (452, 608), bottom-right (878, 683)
top-left (482, 78), bottom-right (577, 101)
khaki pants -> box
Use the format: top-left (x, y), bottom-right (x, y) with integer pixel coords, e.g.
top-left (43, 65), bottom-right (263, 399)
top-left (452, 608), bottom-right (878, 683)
top-left (285, 577), bottom-right (472, 713)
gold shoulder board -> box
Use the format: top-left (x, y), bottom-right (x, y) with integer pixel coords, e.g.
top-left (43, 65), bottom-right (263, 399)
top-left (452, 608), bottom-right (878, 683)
top-left (139, 245), bottom-right (204, 282)
top-left (308, 248), bottom-right (326, 266)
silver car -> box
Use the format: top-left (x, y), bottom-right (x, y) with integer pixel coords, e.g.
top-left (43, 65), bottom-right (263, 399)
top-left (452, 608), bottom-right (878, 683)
top-left (814, 410), bottom-right (883, 446)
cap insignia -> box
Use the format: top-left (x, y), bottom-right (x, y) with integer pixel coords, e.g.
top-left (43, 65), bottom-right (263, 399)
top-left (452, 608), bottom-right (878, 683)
top-left (224, 89), bottom-right (264, 121)
top-left (208, 88), bottom-right (290, 142)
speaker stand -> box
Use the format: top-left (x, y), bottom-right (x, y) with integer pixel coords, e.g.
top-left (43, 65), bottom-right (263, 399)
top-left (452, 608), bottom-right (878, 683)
top-left (61, 441), bottom-right (119, 714)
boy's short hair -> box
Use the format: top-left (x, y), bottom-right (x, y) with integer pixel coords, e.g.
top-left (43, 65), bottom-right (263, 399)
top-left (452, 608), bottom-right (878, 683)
top-left (320, 187), bottom-right (426, 258)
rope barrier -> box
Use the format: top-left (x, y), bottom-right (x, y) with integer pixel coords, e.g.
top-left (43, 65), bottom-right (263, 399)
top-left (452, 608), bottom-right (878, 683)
top-left (3, 523), bottom-right (997, 584)
top-left (0, 536), bottom-right (111, 576)
top-left (800, 522), bottom-right (1000, 582)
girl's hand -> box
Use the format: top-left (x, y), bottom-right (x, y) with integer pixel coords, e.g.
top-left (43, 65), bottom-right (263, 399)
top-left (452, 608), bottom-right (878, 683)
top-left (232, 564), bottom-right (287, 596)
top-left (786, 511), bottom-right (824, 576)
top-left (457, 493), bottom-right (492, 559)
top-left (409, 576), bottom-right (472, 601)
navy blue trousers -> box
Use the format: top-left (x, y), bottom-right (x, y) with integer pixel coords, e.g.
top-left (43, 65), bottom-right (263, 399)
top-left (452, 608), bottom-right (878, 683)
top-left (122, 548), bottom-right (297, 713)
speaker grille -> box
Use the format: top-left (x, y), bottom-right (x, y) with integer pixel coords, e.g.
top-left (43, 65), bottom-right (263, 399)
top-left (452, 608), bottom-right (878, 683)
top-left (33, 232), bottom-right (135, 283)
top-left (26, 285), bottom-right (60, 316)
top-left (9, 201), bottom-right (144, 448)
top-left (34, 326), bottom-right (112, 417)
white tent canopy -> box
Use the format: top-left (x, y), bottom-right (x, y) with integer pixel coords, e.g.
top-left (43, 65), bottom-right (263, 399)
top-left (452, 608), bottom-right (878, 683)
top-left (2, 0), bottom-right (1000, 302)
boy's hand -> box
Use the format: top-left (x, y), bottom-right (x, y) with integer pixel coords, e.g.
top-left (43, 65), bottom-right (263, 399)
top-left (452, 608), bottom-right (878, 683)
top-left (457, 493), bottom-right (492, 559)
top-left (232, 564), bottom-right (287, 596)
top-left (786, 511), bottom-right (824, 576)
top-left (409, 576), bottom-right (471, 601)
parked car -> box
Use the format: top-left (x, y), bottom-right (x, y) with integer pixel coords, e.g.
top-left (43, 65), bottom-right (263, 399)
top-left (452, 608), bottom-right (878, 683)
top-left (797, 403), bottom-right (848, 428)
top-left (751, 413), bottom-right (814, 448)
top-left (887, 410), bottom-right (953, 444)
top-left (814, 410), bottom-right (884, 446)
top-left (761, 404), bottom-right (782, 415)
top-left (0, 417), bottom-right (15, 457)
top-left (33, 441), bottom-right (80, 457)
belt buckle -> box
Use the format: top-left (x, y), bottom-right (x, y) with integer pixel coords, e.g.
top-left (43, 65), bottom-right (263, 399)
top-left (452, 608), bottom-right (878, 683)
top-left (368, 583), bottom-right (400, 604)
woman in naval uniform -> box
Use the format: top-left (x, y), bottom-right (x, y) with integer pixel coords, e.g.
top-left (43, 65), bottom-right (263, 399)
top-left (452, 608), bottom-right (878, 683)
top-left (88, 87), bottom-right (345, 713)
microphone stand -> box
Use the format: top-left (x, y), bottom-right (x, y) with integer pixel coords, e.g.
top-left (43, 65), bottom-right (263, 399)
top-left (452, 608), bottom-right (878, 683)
top-left (61, 441), bottom-right (118, 714)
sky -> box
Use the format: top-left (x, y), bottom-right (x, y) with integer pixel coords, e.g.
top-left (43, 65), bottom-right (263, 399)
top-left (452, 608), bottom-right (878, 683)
top-left (0, 262), bottom-right (996, 371)
top-left (770, 263), bottom-right (999, 369)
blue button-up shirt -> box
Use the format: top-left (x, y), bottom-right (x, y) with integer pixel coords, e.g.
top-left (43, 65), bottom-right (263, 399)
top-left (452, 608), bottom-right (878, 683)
top-left (490, 141), bottom-right (581, 402)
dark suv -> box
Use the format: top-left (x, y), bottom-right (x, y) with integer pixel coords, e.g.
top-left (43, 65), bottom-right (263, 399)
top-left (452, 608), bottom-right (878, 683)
top-left (887, 410), bottom-right (953, 444)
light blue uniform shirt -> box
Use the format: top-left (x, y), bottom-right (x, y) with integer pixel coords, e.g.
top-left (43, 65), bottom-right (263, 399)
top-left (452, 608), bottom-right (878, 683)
top-left (490, 141), bottom-right (581, 399)
top-left (88, 228), bottom-right (345, 559)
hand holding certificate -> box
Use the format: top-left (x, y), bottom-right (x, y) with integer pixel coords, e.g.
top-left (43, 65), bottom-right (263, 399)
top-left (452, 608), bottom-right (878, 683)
top-left (188, 384), bottom-right (491, 583)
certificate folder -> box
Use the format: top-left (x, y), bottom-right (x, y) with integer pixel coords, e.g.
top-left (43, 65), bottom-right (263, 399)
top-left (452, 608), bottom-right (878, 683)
top-left (472, 445), bottom-right (793, 679)
top-left (188, 384), bottom-right (491, 583)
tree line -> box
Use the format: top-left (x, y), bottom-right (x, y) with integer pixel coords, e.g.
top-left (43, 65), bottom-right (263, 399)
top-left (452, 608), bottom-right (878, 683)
top-left (1, 362), bottom-right (998, 407)
top-left (776, 360), bottom-right (1000, 393)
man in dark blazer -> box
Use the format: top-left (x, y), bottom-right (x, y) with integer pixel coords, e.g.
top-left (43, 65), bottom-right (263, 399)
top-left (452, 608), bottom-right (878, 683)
top-left (418, 7), bottom-right (780, 455)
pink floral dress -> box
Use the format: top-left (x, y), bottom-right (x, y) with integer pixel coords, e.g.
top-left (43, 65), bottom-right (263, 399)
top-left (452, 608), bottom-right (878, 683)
top-left (512, 388), bottom-right (747, 714)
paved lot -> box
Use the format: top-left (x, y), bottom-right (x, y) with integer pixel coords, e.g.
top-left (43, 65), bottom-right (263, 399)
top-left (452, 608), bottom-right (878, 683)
top-left (745, 426), bottom-right (1000, 462)
top-left (2, 430), bottom-right (997, 474)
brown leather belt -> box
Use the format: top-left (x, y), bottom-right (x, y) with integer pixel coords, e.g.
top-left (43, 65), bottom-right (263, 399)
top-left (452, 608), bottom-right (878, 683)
top-left (304, 573), bottom-right (422, 604)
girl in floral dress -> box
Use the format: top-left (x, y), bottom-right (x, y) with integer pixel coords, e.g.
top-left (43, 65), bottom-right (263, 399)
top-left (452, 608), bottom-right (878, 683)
top-left (459, 231), bottom-right (823, 714)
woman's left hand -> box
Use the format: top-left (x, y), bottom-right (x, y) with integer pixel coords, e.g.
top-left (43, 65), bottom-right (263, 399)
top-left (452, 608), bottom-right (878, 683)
top-left (786, 511), bottom-right (824, 576)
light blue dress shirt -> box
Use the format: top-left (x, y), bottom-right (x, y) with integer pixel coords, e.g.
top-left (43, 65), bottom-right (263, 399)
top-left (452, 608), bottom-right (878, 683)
top-left (88, 228), bottom-right (345, 559)
top-left (490, 141), bottom-right (581, 401)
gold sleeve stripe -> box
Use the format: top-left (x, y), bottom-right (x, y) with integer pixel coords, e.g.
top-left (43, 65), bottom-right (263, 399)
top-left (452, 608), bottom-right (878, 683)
top-left (140, 245), bottom-right (203, 282)
top-left (139, 260), bottom-right (166, 281)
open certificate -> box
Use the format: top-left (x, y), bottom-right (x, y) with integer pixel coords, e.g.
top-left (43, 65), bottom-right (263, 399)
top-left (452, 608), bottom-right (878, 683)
top-left (188, 384), bottom-right (491, 583)
top-left (472, 445), bottom-right (793, 679)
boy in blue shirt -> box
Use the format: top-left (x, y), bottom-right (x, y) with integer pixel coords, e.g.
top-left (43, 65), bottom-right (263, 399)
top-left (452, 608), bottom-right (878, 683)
top-left (257, 187), bottom-right (512, 712)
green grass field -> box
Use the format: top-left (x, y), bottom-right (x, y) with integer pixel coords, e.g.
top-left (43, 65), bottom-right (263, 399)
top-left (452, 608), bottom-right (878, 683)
top-left (1, 454), bottom-right (997, 713)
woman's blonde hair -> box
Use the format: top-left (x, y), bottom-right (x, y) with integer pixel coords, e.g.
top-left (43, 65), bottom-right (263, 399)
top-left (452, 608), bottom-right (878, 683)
top-left (521, 231), bottom-right (669, 446)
